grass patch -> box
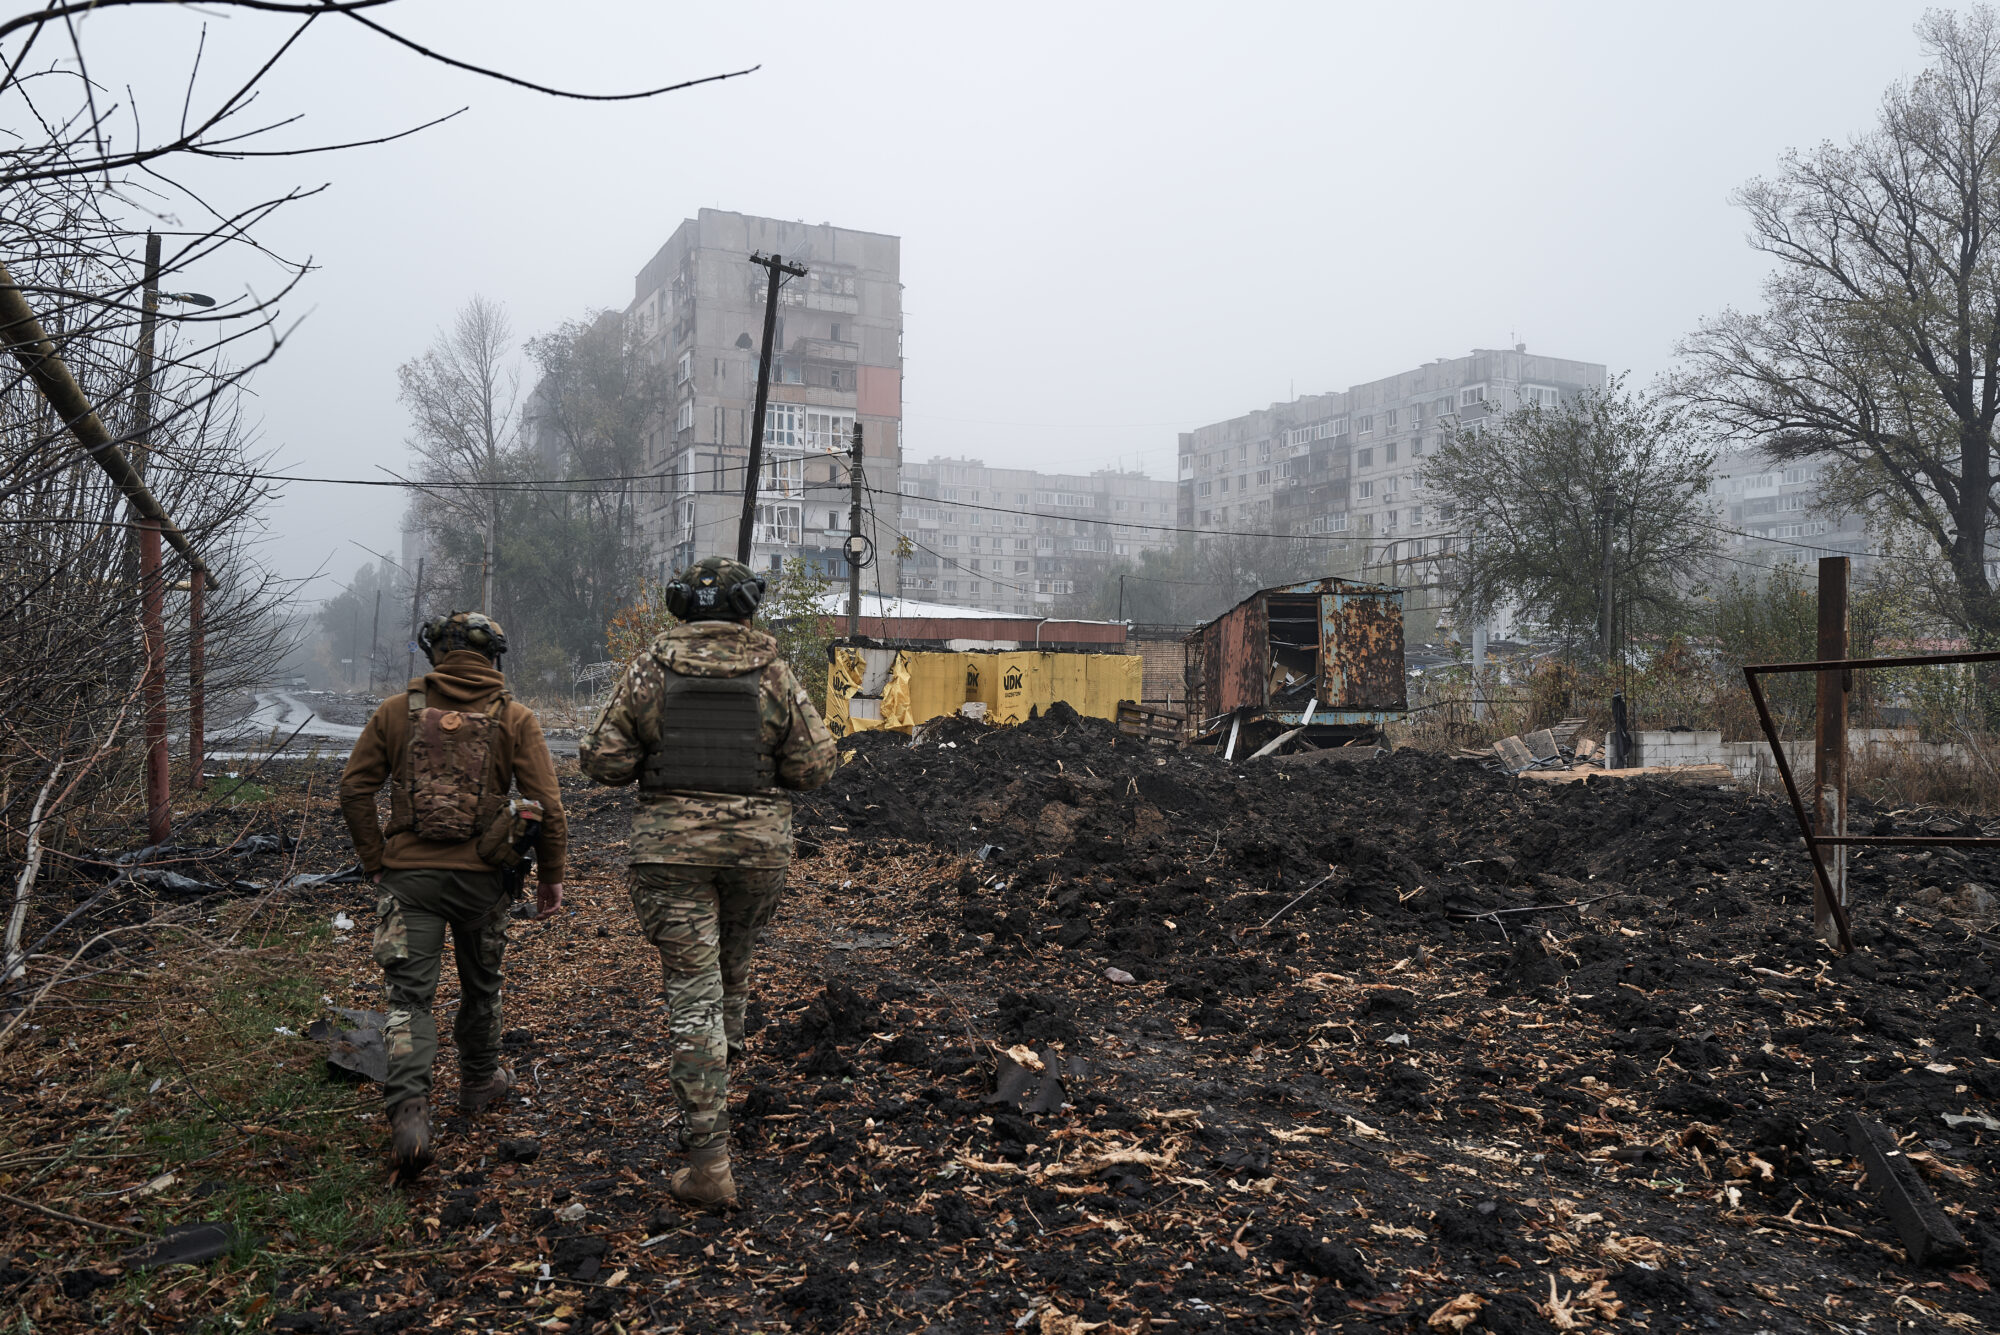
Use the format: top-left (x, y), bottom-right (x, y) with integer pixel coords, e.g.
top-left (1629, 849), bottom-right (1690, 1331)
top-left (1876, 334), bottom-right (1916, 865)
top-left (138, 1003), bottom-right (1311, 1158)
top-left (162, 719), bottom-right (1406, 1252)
top-left (205, 776), bottom-right (275, 805)
top-left (5, 900), bottom-right (411, 1329)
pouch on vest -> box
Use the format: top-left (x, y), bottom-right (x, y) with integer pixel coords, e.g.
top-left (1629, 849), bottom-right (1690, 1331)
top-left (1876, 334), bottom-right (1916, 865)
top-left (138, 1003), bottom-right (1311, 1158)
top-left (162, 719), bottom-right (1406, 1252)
top-left (475, 797), bottom-right (543, 885)
top-left (405, 686), bottom-right (509, 843)
top-left (639, 666), bottom-right (777, 795)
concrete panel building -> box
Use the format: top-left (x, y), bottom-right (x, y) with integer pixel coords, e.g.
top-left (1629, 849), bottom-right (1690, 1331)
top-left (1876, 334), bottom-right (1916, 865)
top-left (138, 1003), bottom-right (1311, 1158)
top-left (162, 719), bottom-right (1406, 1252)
top-left (1177, 347), bottom-right (1607, 636)
top-left (626, 210), bottom-right (903, 584)
top-left (896, 457), bottom-right (1177, 615)
top-left (1707, 446), bottom-right (1872, 568)
top-left (1181, 346), bottom-right (1606, 553)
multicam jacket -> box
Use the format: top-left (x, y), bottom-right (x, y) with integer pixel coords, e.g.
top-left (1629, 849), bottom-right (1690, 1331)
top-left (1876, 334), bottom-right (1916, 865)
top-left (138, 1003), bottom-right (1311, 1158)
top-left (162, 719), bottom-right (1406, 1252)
top-left (579, 621), bottom-right (836, 868)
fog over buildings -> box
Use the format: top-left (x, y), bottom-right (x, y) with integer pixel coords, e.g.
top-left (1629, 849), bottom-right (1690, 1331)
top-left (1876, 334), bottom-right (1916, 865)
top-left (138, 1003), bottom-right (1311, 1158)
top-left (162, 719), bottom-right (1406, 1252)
top-left (75, 1), bottom-right (1950, 602)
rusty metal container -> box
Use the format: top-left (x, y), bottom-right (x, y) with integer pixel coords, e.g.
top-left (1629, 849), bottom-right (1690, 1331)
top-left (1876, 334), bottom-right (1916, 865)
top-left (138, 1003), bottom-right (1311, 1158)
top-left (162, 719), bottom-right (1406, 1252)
top-left (1183, 577), bottom-right (1407, 748)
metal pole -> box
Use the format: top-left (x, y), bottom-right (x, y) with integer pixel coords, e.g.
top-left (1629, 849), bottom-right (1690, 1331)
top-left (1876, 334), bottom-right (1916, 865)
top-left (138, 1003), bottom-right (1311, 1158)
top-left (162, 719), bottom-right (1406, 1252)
top-left (188, 575), bottom-right (204, 790)
top-left (123, 234), bottom-right (161, 654)
top-left (407, 555), bottom-right (425, 683)
top-left (134, 235), bottom-right (170, 844)
top-left (1471, 618), bottom-right (1487, 722)
top-left (1815, 555), bottom-right (1850, 946)
top-left (141, 519), bottom-right (168, 842)
top-left (368, 587), bottom-right (382, 694)
top-left (738, 252), bottom-right (807, 564)
top-left (1118, 573), bottom-right (1125, 622)
top-left (1599, 484), bottom-right (1615, 668)
top-left (847, 420), bottom-right (863, 638)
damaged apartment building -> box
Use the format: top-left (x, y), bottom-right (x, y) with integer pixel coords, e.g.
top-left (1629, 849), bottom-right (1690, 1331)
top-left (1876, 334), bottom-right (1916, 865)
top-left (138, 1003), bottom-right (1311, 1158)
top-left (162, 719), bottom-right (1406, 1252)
top-left (623, 210), bottom-right (904, 584)
top-left (1177, 346), bottom-right (1607, 638)
top-left (896, 458), bottom-right (1177, 615)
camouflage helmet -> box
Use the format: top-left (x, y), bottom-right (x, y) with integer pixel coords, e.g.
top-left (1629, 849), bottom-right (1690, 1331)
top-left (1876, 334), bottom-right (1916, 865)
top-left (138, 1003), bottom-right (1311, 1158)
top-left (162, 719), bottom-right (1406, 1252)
top-left (419, 610), bottom-right (508, 663)
top-left (667, 555), bottom-right (767, 621)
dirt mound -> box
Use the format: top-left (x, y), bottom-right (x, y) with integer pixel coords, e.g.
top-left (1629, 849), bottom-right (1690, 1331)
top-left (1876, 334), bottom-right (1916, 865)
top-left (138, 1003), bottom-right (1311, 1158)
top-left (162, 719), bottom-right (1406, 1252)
top-left (799, 716), bottom-right (2000, 1153)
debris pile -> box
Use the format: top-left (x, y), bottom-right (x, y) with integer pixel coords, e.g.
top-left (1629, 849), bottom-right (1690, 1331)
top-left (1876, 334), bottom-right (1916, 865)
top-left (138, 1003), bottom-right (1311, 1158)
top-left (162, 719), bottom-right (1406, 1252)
top-left (9, 711), bottom-right (2000, 1332)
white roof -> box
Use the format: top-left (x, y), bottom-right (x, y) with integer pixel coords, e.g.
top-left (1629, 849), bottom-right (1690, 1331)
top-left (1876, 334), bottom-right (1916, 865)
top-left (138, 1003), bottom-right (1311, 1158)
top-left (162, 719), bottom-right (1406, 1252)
top-left (810, 591), bottom-right (1121, 623)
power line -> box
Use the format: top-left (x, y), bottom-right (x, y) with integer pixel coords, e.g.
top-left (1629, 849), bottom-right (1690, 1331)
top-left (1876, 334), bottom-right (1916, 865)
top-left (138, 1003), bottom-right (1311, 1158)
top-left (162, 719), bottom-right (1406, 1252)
top-left (230, 462), bottom-right (1944, 569)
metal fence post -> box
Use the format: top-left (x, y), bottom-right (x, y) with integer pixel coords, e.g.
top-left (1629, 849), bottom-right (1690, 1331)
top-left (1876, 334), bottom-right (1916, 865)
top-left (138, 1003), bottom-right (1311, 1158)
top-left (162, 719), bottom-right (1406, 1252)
top-left (1816, 556), bottom-right (1850, 945)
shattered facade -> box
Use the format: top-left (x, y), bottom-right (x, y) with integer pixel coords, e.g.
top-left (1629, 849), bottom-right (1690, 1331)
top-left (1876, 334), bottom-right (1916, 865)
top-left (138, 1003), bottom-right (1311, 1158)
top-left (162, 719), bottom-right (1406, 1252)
top-left (626, 210), bottom-right (904, 584)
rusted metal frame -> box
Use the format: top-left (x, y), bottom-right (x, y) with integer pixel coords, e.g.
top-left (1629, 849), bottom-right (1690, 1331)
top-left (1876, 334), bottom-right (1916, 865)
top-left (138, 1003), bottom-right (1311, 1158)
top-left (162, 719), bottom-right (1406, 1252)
top-left (1745, 643), bottom-right (2000, 952)
top-left (1743, 665), bottom-right (1855, 953)
top-left (0, 258), bottom-right (219, 843)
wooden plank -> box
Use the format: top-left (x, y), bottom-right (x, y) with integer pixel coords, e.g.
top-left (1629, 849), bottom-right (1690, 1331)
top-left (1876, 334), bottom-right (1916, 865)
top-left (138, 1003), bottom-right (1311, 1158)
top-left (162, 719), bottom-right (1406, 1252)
top-left (1523, 728), bottom-right (1560, 762)
top-left (1246, 727), bottom-right (1303, 760)
top-left (1493, 736), bottom-right (1536, 772)
top-left (1843, 1114), bottom-right (1969, 1266)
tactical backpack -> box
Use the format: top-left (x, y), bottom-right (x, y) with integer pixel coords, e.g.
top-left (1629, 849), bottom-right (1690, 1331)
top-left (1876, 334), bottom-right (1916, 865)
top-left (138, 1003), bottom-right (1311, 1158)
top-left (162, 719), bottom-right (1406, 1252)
top-left (390, 681), bottom-right (511, 843)
top-left (638, 666), bottom-right (777, 795)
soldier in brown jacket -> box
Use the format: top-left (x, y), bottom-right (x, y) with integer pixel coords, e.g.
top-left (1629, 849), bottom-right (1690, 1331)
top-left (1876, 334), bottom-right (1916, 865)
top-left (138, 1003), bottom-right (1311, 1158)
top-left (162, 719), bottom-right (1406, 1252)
top-left (339, 611), bottom-right (569, 1176)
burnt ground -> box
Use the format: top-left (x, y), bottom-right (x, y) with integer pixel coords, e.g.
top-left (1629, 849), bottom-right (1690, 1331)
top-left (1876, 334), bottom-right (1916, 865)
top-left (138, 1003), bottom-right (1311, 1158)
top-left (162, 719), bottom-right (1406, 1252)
top-left (6, 705), bottom-right (2000, 1332)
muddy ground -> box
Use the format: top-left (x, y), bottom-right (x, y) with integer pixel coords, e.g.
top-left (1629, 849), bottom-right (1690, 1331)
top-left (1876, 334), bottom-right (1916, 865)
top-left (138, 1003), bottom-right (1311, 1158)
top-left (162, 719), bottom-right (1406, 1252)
top-left (6, 707), bottom-right (2000, 1332)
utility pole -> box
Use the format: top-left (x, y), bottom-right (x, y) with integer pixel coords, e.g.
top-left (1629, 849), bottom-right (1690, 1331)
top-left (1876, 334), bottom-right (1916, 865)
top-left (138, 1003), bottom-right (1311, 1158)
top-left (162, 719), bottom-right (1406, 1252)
top-left (407, 555), bottom-right (425, 683)
top-left (134, 232), bottom-right (169, 845)
top-left (1598, 483), bottom-right (1615, 668)
top-left (480, 535), bottom-right (492, 615)
top-left (847, 421), bottom-right (864, 638)
top-left (368, 588), bottom-right (382, 694)
top-left (1118, 573), bottom-right (1126, 622)
top-left (738, 251), bottom-right (808, 564)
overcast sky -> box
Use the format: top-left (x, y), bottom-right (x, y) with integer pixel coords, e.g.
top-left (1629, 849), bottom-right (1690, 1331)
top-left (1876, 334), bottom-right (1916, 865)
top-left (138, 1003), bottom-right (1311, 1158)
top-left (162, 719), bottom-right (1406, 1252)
top-left (85, 0), bottom-right (1952, 600)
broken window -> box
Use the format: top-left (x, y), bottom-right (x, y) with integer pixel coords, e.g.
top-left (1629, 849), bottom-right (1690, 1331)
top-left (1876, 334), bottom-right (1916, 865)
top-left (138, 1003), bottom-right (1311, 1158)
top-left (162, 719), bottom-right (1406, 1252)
top-left (1266, 594), bottom-right (1319, 708)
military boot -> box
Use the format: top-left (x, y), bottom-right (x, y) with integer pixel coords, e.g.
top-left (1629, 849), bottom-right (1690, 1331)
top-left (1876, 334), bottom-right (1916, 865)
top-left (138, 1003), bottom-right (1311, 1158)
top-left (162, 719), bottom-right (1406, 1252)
top-left (459, 1067), bottom-right (514, 1113)
top-left (668, 1143), bottom-right (737, 1210)
top-left (389, 1099), bottom-right (433, 1177)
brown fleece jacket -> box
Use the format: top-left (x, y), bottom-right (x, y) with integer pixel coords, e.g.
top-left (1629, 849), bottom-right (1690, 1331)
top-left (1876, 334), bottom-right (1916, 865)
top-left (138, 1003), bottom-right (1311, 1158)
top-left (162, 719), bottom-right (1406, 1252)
top-left (338, 650), bottom-right (568, 882)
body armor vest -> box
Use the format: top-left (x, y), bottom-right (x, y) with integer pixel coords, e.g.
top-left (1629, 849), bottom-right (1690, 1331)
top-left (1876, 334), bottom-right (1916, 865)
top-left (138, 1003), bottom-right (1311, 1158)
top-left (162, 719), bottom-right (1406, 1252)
top-left (639, 666), bottom-right (777, 794)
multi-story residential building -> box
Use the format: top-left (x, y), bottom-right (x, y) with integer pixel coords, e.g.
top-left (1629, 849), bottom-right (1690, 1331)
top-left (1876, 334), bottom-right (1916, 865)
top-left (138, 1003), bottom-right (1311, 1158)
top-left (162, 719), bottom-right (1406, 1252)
top-left (1178, 347), bottom-right (1607, 639)
top-left (626, 210), bottom-right (903, 584)
top-left (896, 457), bottom-right (1177, 614)
top-left (1708, 446), bottom-right (1872, 567)
top-left (1181, 346), bottom-right (1607, 555)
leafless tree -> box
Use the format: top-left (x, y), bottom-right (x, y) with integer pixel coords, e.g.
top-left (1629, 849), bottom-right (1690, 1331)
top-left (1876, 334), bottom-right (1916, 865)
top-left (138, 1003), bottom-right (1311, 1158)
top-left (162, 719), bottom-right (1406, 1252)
top-left (0, 0), bottom-right (754, 1023)
top-left (397, 296), bottom-right (519, 617)
top-left (1675, 6), bottom-right (2000, 640)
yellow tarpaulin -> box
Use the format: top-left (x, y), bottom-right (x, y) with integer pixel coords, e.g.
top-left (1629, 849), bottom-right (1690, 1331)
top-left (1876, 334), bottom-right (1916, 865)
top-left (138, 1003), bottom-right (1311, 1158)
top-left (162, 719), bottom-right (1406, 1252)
top-left (823, 647), bottom-right (1142, 736)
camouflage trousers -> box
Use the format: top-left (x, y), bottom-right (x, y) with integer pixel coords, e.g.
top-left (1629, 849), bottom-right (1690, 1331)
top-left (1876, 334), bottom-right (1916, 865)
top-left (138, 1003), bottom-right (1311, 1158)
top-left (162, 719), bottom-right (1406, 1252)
top-left (371, 868), bottom-right (510, 1111)
top-left (628, 862), bottom-right (788, 1150)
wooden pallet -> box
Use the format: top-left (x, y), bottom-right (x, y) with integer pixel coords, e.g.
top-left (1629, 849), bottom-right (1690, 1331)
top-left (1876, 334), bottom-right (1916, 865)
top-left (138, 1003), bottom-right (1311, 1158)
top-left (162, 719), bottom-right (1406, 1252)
top-left (1116, 700), bottom-right (1186, 741)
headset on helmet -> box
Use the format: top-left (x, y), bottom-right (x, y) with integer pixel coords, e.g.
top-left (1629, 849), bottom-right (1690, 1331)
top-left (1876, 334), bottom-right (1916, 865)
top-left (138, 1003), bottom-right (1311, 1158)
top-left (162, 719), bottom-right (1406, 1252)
top-left (419, 610), bottom-right (509, 663)
top-left (665, 557), bottom-right (766, 622)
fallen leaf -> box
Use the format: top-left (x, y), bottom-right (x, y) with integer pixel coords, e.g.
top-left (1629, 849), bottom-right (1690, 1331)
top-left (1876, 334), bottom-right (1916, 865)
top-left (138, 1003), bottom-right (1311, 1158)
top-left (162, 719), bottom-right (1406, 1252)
top-left (1427, 1293), bottom-right (1485, 1331)
top-left (1002, 1044), bottom-right (1046, 1072)
top-left (1370, 1223), bottom-right (1428, 1241)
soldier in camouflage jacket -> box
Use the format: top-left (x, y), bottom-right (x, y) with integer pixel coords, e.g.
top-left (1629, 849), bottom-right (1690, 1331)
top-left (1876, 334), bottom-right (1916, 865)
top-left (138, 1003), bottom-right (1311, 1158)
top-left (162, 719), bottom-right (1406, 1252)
top-left (580, 556), bottom-right (835, 1208)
